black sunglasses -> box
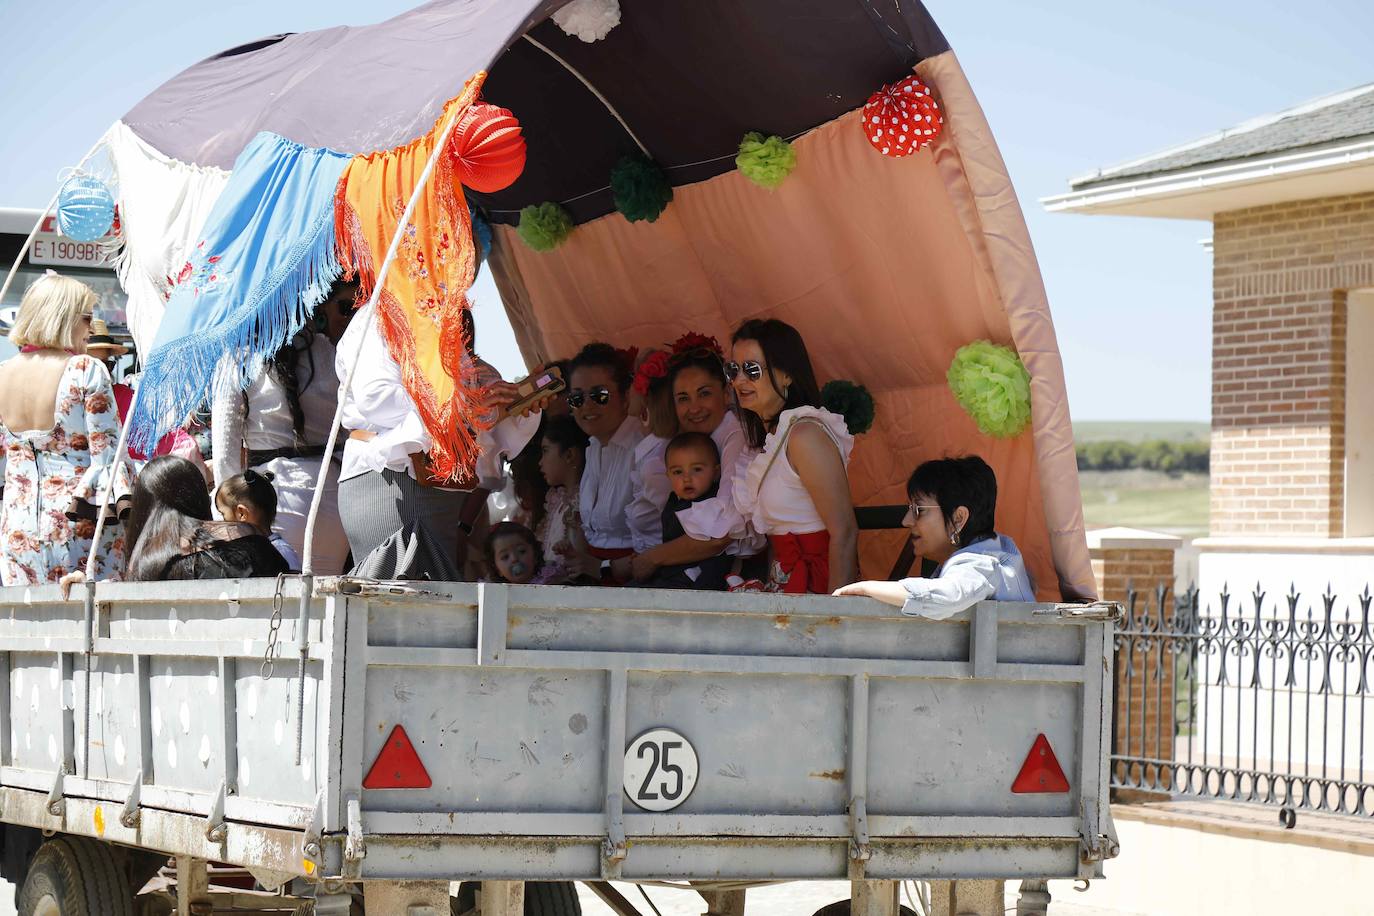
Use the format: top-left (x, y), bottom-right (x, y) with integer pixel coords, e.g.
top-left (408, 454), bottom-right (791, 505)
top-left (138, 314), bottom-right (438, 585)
top-left (724, 360), bottom-right (764, 381)
top-left (566, 386), bottom-right (612, 409)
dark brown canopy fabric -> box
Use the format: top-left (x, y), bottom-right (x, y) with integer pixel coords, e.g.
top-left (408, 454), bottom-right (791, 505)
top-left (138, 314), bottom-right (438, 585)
top-left (123, 0), bottom-right (947, 224)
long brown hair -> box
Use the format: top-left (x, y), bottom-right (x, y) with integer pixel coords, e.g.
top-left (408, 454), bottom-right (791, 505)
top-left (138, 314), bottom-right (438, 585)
top-left (731, 319), bottom-right (822, 449)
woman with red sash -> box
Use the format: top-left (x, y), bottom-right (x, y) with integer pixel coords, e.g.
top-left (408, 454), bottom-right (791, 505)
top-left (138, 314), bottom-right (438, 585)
top-left (729, 320), bottom-right (857, 593)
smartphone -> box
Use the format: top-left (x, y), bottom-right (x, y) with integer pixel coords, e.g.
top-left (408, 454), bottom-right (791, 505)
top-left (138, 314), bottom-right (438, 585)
top-left (501, 366), bottom-right (566, 418)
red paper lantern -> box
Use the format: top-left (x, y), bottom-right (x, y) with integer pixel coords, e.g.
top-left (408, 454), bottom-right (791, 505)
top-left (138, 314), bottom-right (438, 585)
top-left (861, 76), bottom-right (943, 158)
top-left (451, 103), bottom-right (527, 193)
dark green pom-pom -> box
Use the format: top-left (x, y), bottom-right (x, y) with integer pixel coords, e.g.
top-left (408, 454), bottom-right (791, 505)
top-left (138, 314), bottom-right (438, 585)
top-left (610, 154), bottom-right (673, 223)
top-left (822, 379), bottom-right (876, 435)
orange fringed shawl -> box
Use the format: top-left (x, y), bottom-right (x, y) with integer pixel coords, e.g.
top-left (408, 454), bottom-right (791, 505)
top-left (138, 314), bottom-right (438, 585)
top-left (334, 73), bottom-right (488, 484)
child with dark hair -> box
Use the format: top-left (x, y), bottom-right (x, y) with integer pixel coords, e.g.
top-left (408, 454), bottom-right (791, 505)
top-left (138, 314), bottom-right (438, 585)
top-left (484, 522), bottom-right (542, 584)
top-left (215, 469), bottom-right (301, 570)
top-left (640, 432), bottom-right (732, 590)
top-left (833, 456), bottom-right (1033, 618)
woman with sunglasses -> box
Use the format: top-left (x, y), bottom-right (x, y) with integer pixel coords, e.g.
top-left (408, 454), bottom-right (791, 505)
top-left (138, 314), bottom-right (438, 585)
top-left (567, 342), bottom-right (643, 576)
top-left (729, 319), bottom-right (857, 594)
top-left (624, 337), bottom-right (765, 582)
top-left (833, 456), bottom-right (1033, 617)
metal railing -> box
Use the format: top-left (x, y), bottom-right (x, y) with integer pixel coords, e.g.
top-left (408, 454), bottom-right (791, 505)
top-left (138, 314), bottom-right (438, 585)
top-left (1112, 583), bottom-right (1374, 822)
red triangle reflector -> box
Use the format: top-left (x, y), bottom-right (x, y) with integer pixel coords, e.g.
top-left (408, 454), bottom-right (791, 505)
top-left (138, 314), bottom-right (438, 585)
top-left (363, 725), bottom-right (432, 789)
top-left (1011, 733), bottom-right (1070, 793)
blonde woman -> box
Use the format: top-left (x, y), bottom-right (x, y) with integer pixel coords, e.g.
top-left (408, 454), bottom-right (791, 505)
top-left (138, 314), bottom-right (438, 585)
top-left (0, 272), bottom-right (130, 585)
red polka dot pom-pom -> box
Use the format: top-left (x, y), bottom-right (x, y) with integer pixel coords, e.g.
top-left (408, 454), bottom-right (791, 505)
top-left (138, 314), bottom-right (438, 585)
top-left (861, 75), bottom-right (943, 158)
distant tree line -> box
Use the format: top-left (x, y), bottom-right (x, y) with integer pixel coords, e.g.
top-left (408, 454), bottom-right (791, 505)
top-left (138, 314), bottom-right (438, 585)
top-left (1075, 439), bottom-right (1209, 474)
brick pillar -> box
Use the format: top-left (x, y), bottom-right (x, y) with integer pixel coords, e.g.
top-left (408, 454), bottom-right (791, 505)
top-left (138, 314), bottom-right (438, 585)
top-left (1086, 527), bottom-right (1182, 793)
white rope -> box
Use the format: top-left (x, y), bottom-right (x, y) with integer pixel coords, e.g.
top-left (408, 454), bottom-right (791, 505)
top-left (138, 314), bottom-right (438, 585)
top-left (299, 96), bottom-right (477, 576)
top-left (83, 383), bottom-right (140, 579)
top-left (523, 34), bottom-right (652, 158)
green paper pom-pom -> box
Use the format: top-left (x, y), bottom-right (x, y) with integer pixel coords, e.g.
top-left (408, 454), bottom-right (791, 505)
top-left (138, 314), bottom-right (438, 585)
top-left (822, 379), bottom-right (876, 435)
top-left (736, 132), bottom-right (797, 189)
top-left (517, 202), bottom-right (573, 252)
top-left (947, 340), bottom-right (1032, 438)
top-left (610, 154), bottom-right (673, 223)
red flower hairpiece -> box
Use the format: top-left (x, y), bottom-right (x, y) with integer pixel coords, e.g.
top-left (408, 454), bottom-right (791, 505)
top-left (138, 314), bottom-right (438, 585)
top-left (632, 350), bottom-right (671, 395)
top-left (670, 331), bottom-right (723, 358)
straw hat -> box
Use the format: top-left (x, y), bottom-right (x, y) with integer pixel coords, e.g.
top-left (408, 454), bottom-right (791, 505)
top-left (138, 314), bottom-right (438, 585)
top-left (86, 318), bottom-right (128, 357)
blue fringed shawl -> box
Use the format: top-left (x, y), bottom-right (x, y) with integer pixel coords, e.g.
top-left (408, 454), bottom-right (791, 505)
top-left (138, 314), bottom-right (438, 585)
top-left (129, 133), bottom-right (351, 454)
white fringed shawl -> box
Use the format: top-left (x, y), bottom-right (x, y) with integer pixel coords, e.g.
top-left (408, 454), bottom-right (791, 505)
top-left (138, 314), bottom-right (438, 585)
top-left (101, 121), bottom-right (230, 354)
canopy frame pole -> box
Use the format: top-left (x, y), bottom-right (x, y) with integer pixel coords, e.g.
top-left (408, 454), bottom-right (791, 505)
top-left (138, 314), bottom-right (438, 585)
top-left (522, 35), bottom-right (651, 158)
top-left (292, 89), bottom-right (479, 765)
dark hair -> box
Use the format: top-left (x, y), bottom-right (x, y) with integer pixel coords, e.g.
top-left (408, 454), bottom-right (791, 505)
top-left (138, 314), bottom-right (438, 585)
top-left (906, 456), bottom-right (998, 549)
top-left (461, 308), bottom-right (476, 355)
top-left (270, 278), bottom-right (357, 442)
top-left (542, 413), bottom-right (590, 455)
top-left (124, 456), bottom-right (216, 581)
top-left (665, 431), bottom-right (719, 465)
top-left (568, 342), bottom-right (632, 393)
top-left (668, 348), bottom-right (727, 390)
top-left (483, 521), bottom-right (542, 583)
top-left (731, 319), bottom-right (823, 449)
top-left (215, 469), bottom-right (279, 526)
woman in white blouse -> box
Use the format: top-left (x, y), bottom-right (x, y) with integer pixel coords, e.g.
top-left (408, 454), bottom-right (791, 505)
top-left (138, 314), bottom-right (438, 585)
top-left (211, 281), bottom-right (356, 574)
top-left (624, 341), bottom-right (764, 582)
top-left (334, 305), bottom-right (541, 578)
top-left (567, 342), bottom-right (643, 579)
top-left (730, 319), bottom-right (857, 594)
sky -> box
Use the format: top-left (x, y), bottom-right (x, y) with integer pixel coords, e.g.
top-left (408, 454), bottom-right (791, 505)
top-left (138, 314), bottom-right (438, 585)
top-left (1, 0), bottom-right (1371, 421)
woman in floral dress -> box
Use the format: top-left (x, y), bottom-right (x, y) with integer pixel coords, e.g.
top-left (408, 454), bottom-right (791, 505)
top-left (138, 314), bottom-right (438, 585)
top-left (0, 273), bottom-right (129, 586)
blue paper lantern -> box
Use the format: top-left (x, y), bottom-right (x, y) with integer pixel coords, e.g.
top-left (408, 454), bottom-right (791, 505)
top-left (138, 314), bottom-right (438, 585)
top-left (468, 202), bottom-right (492, 265)
top-left (56, 175), bottom-right (115, 242)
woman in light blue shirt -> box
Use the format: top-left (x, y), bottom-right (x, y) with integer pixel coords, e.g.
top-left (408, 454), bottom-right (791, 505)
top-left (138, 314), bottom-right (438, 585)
top-left (833, 456), bottom-right (1034, 619)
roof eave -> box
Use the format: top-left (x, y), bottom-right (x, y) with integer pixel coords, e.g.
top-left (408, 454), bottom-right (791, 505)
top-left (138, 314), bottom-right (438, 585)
top-left (1042, 137), bottom-right (1374, 220)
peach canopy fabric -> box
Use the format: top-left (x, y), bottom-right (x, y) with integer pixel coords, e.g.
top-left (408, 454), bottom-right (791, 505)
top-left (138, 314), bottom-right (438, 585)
top-left (488, 51), bottom-right (1094, 601)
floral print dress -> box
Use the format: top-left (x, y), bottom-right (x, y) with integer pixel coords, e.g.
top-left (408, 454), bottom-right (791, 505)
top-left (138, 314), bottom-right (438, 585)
top-left (0, 356), bottom-right (129, 586)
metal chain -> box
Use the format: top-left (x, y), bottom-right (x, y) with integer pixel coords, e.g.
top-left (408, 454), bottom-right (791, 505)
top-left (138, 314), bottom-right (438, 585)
top-left (262, 573), bottom-right (286, 679)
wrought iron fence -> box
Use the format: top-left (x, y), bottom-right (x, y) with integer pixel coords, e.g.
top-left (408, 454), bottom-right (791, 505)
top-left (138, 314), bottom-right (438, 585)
top-left (1112, 582), bottom-right (1374, 821)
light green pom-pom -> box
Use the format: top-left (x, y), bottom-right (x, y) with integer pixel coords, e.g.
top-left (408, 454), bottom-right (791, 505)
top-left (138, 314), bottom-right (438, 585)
top-left (947, 340), bottom-right (1032, 438)
top-left (736, 132), bottom-right (797, 189)
top-left (517, 202), bottom-right (574, 252)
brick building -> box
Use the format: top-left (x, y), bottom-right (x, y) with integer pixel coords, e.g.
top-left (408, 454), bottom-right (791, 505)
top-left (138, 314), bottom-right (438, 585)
top-left (1044, 82), bottom-right (1374, 598)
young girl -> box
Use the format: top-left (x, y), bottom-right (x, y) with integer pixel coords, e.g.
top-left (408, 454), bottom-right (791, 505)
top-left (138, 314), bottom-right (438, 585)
top-left (537, 415), bottom-right (592, 575)
top-left (833, 456), bottom-right (1034, 618)
top-left (215, 469), bottom-right (302, 571)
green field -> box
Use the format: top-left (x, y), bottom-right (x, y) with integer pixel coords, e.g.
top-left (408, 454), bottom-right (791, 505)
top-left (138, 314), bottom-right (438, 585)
top-left (1078, 470), bottom-right (1209, 538)
top-left (1073, 421), bottom-right (1211, 537)
top-left (1072, 420), bottom-right (1209, 443)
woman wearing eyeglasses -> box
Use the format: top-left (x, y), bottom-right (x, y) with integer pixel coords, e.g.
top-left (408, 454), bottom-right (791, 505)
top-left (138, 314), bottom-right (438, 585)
top-left (729, 319), bottom-right (857, 593)
top-left (833, 456), bottom-right (1034, 617)
top-left (623, 336), bottom-right (765, 583)
top-left (567, 342), bottom-right (643, 576)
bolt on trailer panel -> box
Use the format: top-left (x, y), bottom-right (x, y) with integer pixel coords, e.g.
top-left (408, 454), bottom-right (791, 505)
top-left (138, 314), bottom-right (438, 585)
top-left (0, 578), bottom-right (1116, 884)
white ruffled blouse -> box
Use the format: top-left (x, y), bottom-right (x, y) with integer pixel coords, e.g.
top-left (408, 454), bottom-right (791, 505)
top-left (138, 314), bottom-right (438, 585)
top-left (732, 406), bottom-right (854, 536)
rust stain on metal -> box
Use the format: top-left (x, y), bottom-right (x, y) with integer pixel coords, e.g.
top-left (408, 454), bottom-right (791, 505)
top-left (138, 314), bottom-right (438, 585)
top-left (809, 768), bottom-right (846, 781)
top-left (773, 615), bottom-right (791, 628)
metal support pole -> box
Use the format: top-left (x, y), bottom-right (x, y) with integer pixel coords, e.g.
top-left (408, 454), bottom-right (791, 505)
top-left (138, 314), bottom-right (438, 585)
top-left (174, 856), bottom-right (210, 916)
top-left (478, 881), bottom-right (525, 916)
top-left (1015, 880), bottom-right (1051, 916)
top-left (850, 880), bottom-right (898, 916)
top-left (695, 884), bottom-right (747, 916)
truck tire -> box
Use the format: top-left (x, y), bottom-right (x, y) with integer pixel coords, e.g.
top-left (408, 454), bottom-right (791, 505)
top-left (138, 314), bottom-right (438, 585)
top-left (452, 881), bottom-right (582, 916)
top-left (16, 835), bottom-right (134, 916)
top-left (810, 901), bottom-right (918, 916)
